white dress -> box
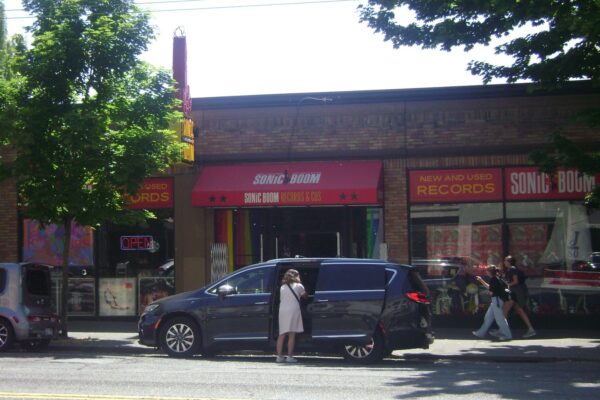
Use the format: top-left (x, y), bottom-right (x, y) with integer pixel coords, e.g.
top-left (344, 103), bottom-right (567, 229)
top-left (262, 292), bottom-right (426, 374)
top-left (278, 282), bottom-right (306, 334)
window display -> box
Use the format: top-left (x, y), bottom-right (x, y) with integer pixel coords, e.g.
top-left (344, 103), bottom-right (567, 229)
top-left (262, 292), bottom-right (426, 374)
top-left (409, 167), bottom-right (600, 317)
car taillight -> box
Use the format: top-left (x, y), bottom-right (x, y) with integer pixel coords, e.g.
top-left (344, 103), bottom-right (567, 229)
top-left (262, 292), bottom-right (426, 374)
top-left (28, 316), bottom-right (42, 322)
top-left (406, 292), bottom-right (430, 304)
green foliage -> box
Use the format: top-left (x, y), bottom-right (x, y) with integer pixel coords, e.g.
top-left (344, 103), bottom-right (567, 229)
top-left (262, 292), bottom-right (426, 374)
top-left (2, 0), bottom-right (182, 228)
top-left (360, 0), bottom-right (600, 207)
top-left (1, 0), bottom-right (183, 327)
top-left (359, 0), bottom-right (600, 86)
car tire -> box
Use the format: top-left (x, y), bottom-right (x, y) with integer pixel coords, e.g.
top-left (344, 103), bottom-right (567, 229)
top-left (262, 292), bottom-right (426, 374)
top-left (20, 339), bottom-right (51, 352)
top-left (160, 317), bottom-right (201, 358)
top-left (0, 318), bottom-right (15, 352)
top-left (342, 329), bottom-right (385, 363)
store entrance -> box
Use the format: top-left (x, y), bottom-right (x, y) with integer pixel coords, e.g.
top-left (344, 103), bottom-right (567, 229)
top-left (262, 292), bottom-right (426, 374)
top-left (273, 208), bottom-right (343, 258)
top-left (216, 207), bottom-right (377, 270)
top-left (285, 232), bottom-right (339, 258)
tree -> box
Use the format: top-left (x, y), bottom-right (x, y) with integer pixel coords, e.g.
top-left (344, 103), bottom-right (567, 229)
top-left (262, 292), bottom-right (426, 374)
top-left (0, 0), bottom-right (182, 334)
top-left (359, 0), bottom-right (600, 206)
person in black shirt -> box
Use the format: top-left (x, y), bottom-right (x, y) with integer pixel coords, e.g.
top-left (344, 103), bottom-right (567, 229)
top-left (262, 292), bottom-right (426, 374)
top-left (472, 265), bottom-right (512, 341)
top-left (502, 255), bottom-right (536, 338)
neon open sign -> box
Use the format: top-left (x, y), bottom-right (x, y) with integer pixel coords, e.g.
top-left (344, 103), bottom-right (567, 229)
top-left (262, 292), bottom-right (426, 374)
top-left (120, 235), bottom-right (154, 251)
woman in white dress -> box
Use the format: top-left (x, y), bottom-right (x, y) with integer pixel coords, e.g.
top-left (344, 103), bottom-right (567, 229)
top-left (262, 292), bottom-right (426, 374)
top-left (276, 269), bottom-right (307, 363)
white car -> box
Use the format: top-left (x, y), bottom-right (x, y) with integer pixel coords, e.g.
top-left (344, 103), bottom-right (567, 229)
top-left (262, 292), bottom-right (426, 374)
top-left (0, 263), bottom-right (59, 352)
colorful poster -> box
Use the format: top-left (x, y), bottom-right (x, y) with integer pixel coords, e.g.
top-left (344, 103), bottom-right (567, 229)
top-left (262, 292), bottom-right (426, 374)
top-left (138, 277), bottom-right (175, 315)
top-left (68, 278), bottom-right (96, 316)
top-left (99, 278), bottom-right (136, 316)
top-left (508, 224), bottom-right (548, 276)
top-left (426, 224), bottom-right (502, 271)
top-left (22, 219), bottom-right (94, 266)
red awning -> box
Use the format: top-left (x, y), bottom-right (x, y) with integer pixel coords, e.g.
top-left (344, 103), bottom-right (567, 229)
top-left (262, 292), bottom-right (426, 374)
top-left (192, 161), bottom-right (383, 207)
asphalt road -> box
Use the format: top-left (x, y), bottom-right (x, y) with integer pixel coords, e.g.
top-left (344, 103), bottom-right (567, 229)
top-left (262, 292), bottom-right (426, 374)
top-left (0, 351), bottom-right (598, 400)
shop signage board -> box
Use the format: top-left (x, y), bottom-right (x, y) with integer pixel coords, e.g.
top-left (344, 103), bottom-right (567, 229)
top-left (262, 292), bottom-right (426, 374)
top-left (191, 161), bottom-right (383, 207)
top-left (409, 168), bottom-right (503, 203)
top-left (505, 166), bottom-right (600, 201)
top-left (410, 167), bottom-right (599, 203)
top-left (126, 177), bottom-right (173, 209)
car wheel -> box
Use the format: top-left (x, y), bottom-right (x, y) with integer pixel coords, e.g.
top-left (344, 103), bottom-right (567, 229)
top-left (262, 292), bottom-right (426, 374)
top-left (20, 339), bottom-right (51, 352)
top-left (342, 330), bottom-right (385, 363)
top-left (160, 317), bottom-right (200, 358)
top-left (0, 318), bottom-right (15, 352)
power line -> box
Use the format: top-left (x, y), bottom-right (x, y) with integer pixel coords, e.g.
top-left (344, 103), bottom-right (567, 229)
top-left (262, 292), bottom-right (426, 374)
top-left (3, 0), bottom-right (359, 20)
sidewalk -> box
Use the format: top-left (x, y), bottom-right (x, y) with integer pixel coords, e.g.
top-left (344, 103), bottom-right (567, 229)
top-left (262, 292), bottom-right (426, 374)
top-left (48, 320), bottom-right (600, 363)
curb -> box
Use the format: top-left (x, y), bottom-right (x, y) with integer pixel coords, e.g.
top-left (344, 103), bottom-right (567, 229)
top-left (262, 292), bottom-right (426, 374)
top-left (401, 353), bottom-right (599, 363)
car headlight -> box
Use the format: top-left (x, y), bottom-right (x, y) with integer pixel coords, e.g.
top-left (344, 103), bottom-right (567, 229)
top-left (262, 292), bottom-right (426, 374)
top-left (143, 303), bottom-right (160, 314)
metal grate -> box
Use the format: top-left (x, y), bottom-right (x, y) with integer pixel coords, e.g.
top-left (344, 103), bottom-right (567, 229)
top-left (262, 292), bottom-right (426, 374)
top-left (210, 243), bottom-right (229, 283)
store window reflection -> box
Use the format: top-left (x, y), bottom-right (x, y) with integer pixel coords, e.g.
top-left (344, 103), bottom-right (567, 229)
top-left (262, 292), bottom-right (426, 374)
top-left (410, 203), bottom-right (502, 316)
top-left (512, 202), bottom-right (600, 316)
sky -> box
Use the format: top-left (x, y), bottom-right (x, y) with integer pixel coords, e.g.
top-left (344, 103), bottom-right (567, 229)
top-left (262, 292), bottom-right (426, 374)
top-left (3, 0), bottom-right (509, 98)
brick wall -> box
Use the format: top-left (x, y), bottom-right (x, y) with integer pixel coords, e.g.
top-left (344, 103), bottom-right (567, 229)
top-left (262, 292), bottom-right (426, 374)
top-left (193, 92), bottom-right (599, 160)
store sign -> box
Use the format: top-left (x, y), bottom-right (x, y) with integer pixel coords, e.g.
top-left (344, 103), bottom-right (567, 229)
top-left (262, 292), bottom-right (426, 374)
top-left (126, 178), bottom-right (173, 209)
top-left (120, 235), bottom-right (154, 251)
top-left (192, 161), bottom-right (383, 207)
top-left (409, 168), bottom-right (503, 203)
top-left (505, 167), bottom-right (599, 201)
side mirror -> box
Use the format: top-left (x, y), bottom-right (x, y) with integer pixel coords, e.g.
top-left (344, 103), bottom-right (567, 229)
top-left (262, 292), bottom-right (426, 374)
top-left (217, 284), bottom-right (236, 300)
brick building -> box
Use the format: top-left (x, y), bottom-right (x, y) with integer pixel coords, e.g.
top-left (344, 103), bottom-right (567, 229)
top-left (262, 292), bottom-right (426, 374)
top-left (176, 82), bottom-right (600, 319)
top-left (3, 82), bottom-right (600, 319)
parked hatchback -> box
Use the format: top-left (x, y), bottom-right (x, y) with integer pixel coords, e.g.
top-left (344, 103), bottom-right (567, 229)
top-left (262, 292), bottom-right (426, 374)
top-left (138, 258), bottom-right (433, 363)
top-left (0, 263), bottom-right (59, 352)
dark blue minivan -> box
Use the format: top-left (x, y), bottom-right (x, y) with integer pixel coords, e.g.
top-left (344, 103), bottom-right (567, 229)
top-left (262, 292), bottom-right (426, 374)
top-left (138, 258), bottom-right (433, 363)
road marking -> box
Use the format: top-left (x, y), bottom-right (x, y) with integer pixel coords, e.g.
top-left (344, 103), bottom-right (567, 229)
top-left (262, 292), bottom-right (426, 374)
top-left (0, 393), bottom-right (246, 400)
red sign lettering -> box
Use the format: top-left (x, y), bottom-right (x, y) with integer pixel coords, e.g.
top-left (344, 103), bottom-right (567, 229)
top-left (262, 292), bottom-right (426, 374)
top-left (120, 235), bottom-right (154, 251)
top-left (126, 178), bottom-right (173, 209)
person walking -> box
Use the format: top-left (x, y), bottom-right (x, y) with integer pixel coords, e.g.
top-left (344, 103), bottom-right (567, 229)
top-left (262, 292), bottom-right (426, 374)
top-left (502, 255), bottom-right (537, 338)
top-left (472, 265), bottom-right (512, 341)
top-left (276, 269), bottom-right (307, 363)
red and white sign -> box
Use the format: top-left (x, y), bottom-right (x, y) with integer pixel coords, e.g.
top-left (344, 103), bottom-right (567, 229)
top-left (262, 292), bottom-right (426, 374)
top-left (505, 167), bottom-right (599, 201)
top-left (126, 178), bottom-right (173, 209)
top-left (192, 161), bottom-right (383, 207)
top-left (409, 168), bottom-right (503, 203)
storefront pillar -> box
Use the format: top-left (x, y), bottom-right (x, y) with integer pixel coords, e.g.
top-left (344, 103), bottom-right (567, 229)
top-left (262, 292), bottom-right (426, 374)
top-left (174, 173), bottom-right (211, 292)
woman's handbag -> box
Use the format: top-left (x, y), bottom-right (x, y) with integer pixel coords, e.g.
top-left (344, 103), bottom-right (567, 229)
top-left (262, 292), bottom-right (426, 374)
top-left (287, 283), bottom-right (310, 328)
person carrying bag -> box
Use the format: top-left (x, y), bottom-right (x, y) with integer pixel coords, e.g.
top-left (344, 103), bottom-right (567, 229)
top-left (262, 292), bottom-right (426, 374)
top-left (276, 269), bottom-right (307, 363)
top-left (472, 265), bottom-right (512, 341)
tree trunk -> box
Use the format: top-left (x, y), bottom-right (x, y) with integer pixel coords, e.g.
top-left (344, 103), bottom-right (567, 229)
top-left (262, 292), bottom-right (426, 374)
top-left (60, 216), bottom-right (73, 337)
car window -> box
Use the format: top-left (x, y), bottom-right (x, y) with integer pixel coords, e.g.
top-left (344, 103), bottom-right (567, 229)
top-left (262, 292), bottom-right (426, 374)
top-left (210, 267), bottom-right (273, 295)
top-left (25, 268), bottom-right (51, 296)
top-left (316, 264), bottom-right (386, 291)
top-left (407, 269), bottom-right (430, 296)
top-left (0, 268), bottom-right (6, 294)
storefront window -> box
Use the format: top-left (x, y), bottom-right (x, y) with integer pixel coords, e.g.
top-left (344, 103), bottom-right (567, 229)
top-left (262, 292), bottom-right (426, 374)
top-left (410, 203), bottom-right (502, 315)
top-left (410, 203), bottom-right (503, 265)
top-left (506, 202), bottom-right (600, 315)
top-left (410, 201), bottom-right (600, 316)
